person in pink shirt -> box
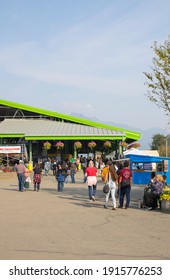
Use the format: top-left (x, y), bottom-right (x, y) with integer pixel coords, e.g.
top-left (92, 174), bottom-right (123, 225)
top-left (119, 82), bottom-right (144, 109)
top-left (85, 160), bottom-right (98, 202)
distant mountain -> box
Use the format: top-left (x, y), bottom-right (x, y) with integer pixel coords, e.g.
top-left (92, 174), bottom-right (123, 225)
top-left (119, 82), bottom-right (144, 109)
top-left (70, 112), bottom-right (164, 149)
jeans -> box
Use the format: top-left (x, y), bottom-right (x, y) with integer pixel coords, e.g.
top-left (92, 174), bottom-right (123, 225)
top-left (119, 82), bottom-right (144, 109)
top-left (105, 181), bottom-right (117, 208)
top-left (71, 173), bottom-right (75, 183)
top-left (58, 181), bottom-right (64, 192)
top-left (18, 173), bottom-right (25, 191)
top-left (119, 185), bottom-right (131, 208)
top-left (88, 185), bottom-right (97, 199)
top-left (44, 168), bottom-right (49, 175)
top-left (65, 175), bottom-right (71, 183)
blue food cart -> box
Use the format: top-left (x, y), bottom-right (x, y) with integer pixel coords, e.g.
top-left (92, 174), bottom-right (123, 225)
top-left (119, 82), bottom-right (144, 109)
top-left (125, 154), bottom-right (170, 185)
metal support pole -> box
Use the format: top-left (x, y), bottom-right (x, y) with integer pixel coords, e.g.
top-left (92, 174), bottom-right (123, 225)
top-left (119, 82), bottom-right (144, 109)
top-left (29, 141), bottom-right (32, 161)
top-left (29, 141), bottom-right (33, 171)
top-left (166, 138), bottom-right (168, 157)
top-left (74, 145), bottom-right (77, 159)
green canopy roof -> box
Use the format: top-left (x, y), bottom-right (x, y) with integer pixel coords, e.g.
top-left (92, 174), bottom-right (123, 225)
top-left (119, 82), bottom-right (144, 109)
top-left (0, 99), bottom-right (141, 141)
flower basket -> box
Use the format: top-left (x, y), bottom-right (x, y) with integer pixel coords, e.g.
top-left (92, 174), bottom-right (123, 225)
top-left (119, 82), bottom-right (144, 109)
top-left (56, 141), bottom-right (64, 150)
top-left (119, 141), bottom-right (127, 148)
top-left (128, 142), bottom-right (141, 149)
top-left (74, 141), bottom-right (82, 149)
top-left (88, 141), bottom-right (97, 150)
top-left (160, 187), bottom-right (170, 213)
top-left (43, 141), bottom-right (51, 150)
top-left (103, 141), bottom-right (112, 149)
top-left (133, 143), bottom-right (141, 148)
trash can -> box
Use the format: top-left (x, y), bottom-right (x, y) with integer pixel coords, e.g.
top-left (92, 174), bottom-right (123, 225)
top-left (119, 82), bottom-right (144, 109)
top-left (28, 161), bottom-right (33, 171)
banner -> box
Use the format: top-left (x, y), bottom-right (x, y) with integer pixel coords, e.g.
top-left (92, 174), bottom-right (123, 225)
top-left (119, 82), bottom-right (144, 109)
top-left (0, 146), bottom-right (21, 154)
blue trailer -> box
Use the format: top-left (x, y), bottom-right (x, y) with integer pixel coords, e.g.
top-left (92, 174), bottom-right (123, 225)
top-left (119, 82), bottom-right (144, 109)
top-left (125, 154), bottom-right (170, 185)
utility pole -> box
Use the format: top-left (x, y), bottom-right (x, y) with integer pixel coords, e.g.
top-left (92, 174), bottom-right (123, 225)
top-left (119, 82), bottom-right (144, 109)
top-left (166, 137), bottom-right (168, 157)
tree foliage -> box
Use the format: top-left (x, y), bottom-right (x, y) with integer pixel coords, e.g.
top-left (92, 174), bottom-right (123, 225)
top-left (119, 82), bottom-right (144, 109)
top-left (150, 133), bottom-right (166, 150)
top-left (144, 36), bottom-right (170, 116)
top-left (150, 133), bottom-right (170, 157)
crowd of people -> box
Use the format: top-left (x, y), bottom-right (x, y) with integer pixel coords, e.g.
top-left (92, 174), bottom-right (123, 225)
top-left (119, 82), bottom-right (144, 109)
top-left (14, 156), bottom-right (168, 211)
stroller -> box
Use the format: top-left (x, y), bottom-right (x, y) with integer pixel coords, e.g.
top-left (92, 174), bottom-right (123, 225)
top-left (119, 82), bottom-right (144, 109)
top-left (143, 186), bottom-right (158, 209)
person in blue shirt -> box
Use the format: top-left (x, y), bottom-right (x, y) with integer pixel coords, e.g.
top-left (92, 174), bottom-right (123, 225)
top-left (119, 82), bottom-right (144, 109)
top-left (56, 164), bottom-right (65, 192)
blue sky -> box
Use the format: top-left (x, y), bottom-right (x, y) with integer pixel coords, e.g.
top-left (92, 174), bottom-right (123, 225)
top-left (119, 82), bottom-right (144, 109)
top-left (0, 0), bottom-right (169, 131)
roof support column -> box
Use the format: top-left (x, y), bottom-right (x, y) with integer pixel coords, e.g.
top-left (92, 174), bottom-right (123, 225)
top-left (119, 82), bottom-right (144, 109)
top-left (74, 145), bottom-right (77, 159)
top-left (29, 141), bottom-right (33, 162)
top-left (28, 141), bottom-right (33, 171)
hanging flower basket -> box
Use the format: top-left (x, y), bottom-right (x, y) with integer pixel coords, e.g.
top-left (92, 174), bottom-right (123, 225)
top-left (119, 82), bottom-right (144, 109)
top-left (128, 142), bottom-right (141, 149)
top-left (133, 143), bottom-right (141, 148)
top-left (119, 141), bottom-right (127, 148)
top-left (56, 141), bottom-right (64, 150)
top-left (43, 141), bottom-right (51, 150)
top-left (88, 141), bottom-right (97, 150)
top-left (74, 141), bottom-right (82, 149)
top-left (103, 141), bottom-right (112, 149)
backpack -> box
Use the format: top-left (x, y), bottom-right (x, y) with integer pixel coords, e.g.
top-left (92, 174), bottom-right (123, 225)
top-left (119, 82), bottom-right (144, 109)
top-left (56, 172), bottom-right (65, 182)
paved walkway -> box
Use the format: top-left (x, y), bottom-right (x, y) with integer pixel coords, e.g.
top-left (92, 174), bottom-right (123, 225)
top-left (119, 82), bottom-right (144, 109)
top-left (0, 170), bottom-right (170, 260)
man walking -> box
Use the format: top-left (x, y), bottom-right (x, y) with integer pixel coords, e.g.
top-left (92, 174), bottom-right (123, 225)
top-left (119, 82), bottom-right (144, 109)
top-left (119, 160), bottom-right (132, 209)
top-left (16, 160), bottom-right (26, 192)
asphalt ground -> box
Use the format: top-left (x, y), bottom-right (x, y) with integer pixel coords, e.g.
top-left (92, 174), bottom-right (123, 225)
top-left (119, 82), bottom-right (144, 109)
top-left (0, 170), bottom-right (170, 260)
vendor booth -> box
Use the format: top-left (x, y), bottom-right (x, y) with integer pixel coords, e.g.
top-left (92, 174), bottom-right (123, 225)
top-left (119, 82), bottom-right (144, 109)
top-left (125, 154), bottom-right (170, 184)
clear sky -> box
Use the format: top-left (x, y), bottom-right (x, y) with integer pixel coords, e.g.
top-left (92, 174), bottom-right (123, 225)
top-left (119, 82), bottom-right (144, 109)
top-left (0, 0), bottom-right (169, 131)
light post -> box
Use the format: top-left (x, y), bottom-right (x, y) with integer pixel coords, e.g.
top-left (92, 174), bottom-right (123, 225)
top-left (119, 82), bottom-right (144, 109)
top-left (166, 138), bottom-right (168, 157)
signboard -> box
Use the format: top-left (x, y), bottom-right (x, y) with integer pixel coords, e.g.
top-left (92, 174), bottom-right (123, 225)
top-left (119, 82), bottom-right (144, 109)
top-left (143, 163), bottom-right (152, 171)
top-left (0, 146), bottom-right (21, 154)
top-left (163, 160), bottom-right (169, 172)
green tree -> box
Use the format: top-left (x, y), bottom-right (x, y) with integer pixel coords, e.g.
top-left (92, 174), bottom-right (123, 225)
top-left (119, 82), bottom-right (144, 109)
top-left (150, 133), bottom-right (165, 150)
top-left (150, 133), bottom-right (170, 157)
top-left (144, 36), bottom-right (170, 115)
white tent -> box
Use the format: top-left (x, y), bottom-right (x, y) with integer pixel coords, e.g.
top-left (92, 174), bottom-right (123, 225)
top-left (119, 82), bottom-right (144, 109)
top-left (123, 148), bottom-right (148, 156)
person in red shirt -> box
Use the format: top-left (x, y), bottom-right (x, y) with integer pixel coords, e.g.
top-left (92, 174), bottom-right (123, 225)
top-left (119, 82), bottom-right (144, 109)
top-left (119, 160), bottom-right (132, 209)
top-left (85, 160), bottom-right (98, 202)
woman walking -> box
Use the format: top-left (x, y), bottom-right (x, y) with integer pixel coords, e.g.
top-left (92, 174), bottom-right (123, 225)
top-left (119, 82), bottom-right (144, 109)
top-left (33, 163), bottom-right (42, 191)
top-left (104, 163), bottom-right (118, 210)
top-left (85, 160), bottom-right (98, 202)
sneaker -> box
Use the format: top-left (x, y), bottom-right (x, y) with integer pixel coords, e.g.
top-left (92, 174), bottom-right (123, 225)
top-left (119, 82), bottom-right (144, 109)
top-left (112, 207), bottom-right (116, 210)
top-left (89, 199), bottom-right (93, 203)
top-left (147, 207), bottom-right (153, 211)
top-left (104, 205), bottom-right (108, 209)
top-left (92, 196), bottom-right (95, 201)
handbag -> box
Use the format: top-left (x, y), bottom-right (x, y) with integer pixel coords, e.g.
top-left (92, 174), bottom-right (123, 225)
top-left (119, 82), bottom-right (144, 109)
top-left (103, 183), bottom-right (109, 194)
